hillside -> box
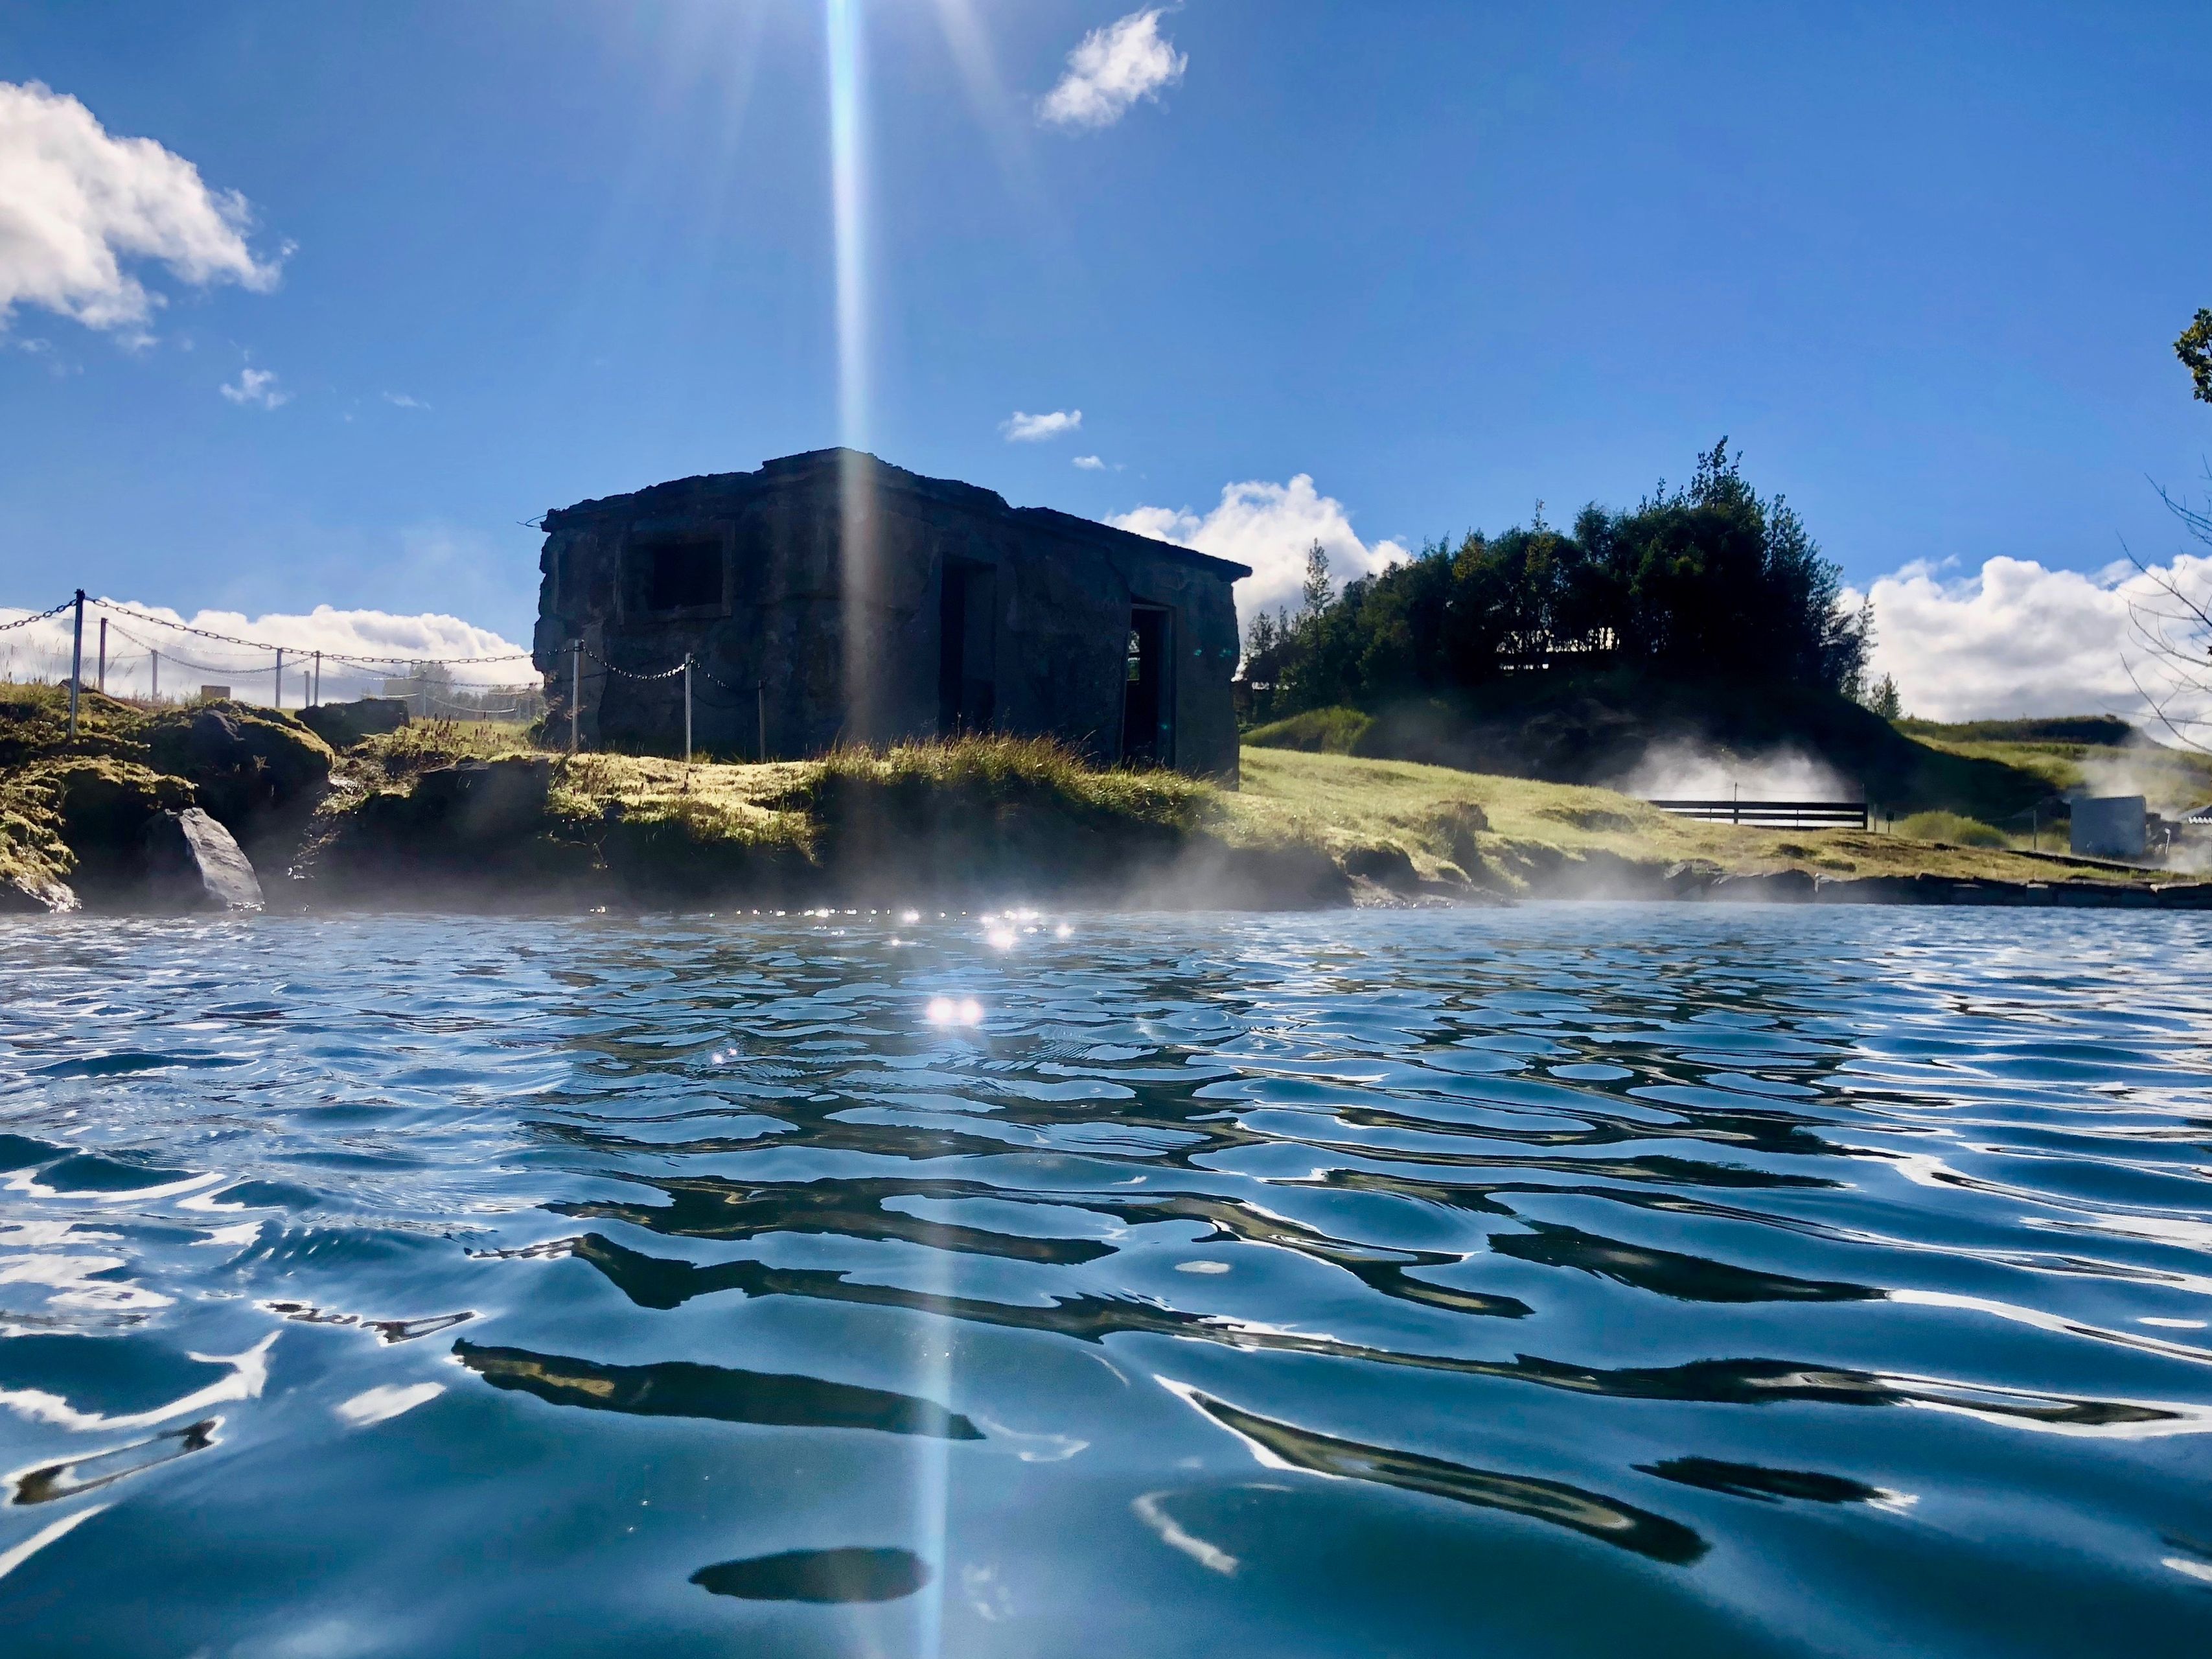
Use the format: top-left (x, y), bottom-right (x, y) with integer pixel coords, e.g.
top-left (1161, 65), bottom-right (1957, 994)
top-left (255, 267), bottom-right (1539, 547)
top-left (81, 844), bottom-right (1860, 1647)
top-left (1898, 717), bottom-right (2212, 815)
top-left (1246, 673), bottom-right (2067, 824)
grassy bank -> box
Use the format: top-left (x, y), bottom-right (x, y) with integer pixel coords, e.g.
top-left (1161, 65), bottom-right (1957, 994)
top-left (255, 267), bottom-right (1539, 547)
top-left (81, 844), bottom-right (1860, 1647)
top-left (305, 729), bottom-right (1341, 909)
top-left (1, 684), bottom-right (2187, 912)
top-left (1225, 748), bottom-right (2162, 891)
top-left (319, 728), bottom-right (2171, 903)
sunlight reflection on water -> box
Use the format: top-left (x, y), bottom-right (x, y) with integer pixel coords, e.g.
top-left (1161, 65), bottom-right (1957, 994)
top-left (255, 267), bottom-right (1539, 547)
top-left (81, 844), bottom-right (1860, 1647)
top-left (1, 905), bottom-right (2209, 1655)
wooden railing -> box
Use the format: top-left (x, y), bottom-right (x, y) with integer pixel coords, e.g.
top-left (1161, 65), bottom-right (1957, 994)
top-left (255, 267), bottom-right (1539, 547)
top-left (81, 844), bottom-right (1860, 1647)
top-left (1646, 798), bottom-right (1869, 830)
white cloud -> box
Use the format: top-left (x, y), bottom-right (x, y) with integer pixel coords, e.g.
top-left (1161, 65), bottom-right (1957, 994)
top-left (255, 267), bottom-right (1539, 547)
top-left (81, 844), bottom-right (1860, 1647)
top-left (1039, 9), bottom-right (1187, 130)
top-left (1111, 474), bottom-right (1409, 621)
top-left (1854, 553), bottom-right (2212, 725)
top-left (382, 391), bottom-right (426, 410)
top-left (1002, 408), bottom-right (1081, 442)
top-left (1072, 454), bottom-right (1105, 470)
top-left (0, 80), bottom-right (283, 334)
top-left (219, 366), bottom-right (287, 408)
top-left (0, 599), bottom-right (535, 705)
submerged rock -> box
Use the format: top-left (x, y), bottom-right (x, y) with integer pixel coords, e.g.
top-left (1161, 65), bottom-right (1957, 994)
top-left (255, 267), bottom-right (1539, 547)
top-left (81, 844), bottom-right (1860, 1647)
top-left (144, 808), bottom-right (264, 912)
top-left (1705, 870), bottom-right (1817, 903)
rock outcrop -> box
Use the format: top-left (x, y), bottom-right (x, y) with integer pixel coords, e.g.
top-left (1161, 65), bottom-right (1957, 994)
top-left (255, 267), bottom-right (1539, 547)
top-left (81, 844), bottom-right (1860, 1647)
top-left (299, 697), bottom-right (410, 749)
top-left (47, 760), bottom-right (197, 898)
top-left (144, 808), bottom-right (264, 912)
top-left (0, 870), bottom-right (78, 913)
top-left (142, 702), bottom-right (334, 834)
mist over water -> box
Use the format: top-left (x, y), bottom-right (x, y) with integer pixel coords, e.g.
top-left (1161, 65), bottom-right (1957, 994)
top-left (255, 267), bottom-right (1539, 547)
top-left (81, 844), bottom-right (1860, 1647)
top-left (2, 908), bottom-right (2209, 1656)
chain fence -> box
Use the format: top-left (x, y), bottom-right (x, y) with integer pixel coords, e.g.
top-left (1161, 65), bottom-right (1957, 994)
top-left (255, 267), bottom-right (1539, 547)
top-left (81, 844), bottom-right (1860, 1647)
top-left (4, 593), bottom-right (771, 763)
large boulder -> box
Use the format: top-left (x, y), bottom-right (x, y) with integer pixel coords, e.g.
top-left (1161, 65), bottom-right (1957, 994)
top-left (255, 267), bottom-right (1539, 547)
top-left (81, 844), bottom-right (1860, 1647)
top-left (142, 702), bottom-right (334, 833)
top-left (299, 697), bottom-right (410, 750)
top-left (144, 808), bottom-right (264, 912)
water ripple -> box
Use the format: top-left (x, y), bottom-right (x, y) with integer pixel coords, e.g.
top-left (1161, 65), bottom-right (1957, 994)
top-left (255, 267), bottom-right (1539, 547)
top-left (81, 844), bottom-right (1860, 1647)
top-left (1, 907), bottom-right (2209, 1654)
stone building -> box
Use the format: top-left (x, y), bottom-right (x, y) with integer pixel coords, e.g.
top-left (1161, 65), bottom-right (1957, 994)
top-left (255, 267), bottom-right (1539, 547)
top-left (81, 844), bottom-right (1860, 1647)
top-left (532, 449), bottom-right (1249, 778)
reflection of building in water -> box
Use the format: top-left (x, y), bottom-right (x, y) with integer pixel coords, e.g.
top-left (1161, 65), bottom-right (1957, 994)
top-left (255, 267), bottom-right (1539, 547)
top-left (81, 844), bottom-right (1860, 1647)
top-left (531, 448), bottom-right (1249, 778)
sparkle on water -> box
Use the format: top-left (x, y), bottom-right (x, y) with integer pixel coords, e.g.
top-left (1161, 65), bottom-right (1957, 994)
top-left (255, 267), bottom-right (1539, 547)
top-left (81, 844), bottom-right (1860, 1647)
top-left (2, 906), bottom-right (2211, 1655)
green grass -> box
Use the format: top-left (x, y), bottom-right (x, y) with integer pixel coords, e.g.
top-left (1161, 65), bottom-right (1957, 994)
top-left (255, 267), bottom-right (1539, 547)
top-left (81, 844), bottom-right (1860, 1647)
top-left (1243, 706), bottom-right (1374, 754)
top-left (1897, 715), bottom-right (2136, 745)
top-left (351, 717), bottom-right (540, 781)
top-left (1902, 732), bottom-right (2212, 815)
top-left (805, 735), bottom-right (1215, 826)
top-left (1225, 747), bottom-right (2160, 889)
top-left (1894, 810), bottom-right (2009, 849)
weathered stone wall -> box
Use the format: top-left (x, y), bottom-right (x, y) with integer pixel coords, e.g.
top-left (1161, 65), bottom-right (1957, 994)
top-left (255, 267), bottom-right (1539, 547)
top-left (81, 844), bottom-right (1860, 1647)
top-left (531, 450), bottom-right (1247, 779)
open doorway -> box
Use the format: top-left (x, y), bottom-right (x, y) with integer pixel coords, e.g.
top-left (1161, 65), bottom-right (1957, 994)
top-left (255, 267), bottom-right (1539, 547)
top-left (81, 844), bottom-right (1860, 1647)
top-left (1121, 605), bottom-right (1172, 766)
top-left (938, 561), bottom-right (997, 734)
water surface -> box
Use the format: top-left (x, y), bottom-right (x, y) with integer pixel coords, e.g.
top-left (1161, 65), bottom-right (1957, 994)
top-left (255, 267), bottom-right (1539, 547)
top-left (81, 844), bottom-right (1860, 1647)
top-left (2, 907), bottom-right (2209, 1656)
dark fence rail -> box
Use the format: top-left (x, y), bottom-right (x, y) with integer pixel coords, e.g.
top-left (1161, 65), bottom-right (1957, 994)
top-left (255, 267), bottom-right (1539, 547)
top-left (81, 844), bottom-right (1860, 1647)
top-left (1646, 798), bottom-right (1869, 830)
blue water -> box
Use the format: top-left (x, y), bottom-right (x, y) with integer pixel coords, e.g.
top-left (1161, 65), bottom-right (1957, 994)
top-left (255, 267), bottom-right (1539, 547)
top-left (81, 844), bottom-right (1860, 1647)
top-left (2, 907), bottom-right (2210, 1656)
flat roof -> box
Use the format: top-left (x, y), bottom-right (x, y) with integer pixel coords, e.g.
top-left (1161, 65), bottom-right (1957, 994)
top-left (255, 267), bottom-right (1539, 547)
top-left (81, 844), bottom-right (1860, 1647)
top-left (543, 447), bottom-right (1254, 582)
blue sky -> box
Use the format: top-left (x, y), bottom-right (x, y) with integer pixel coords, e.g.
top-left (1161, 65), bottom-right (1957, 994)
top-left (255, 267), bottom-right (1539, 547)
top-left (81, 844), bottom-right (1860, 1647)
top-left (3, 2), bottom-right (2209, 715)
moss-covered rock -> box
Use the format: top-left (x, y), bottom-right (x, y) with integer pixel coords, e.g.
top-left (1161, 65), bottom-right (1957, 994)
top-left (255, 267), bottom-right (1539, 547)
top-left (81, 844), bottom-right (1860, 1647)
top-left (51, 758), bottom-right (196, 846)
top-left (0, 787), bottom-right (78, 912)
top-left (142, 702), bottom-right (333, 833)
top-left (298, 697), bottom-right (409, 750)
top-left (0, 683), bottom-right (147, 768)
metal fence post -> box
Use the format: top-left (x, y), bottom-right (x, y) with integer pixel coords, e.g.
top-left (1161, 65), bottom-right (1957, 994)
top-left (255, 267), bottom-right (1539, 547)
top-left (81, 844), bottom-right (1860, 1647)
top-left (756, 682), bottom-right (765, 763)
top-left (97, 616), bottom-right (106, 694)
top-left (67, 590), bottom-right (84, 739)
top-left (684, 655), bottom-right (694, 768)
top-left (312, 650), bottom-right (321, 708)
top-left (570, 640), bottom-right (581, 754)
top-left (275, 647), bottom-right (284, 710)
top-left (150, 649), bottom-right (159, 702)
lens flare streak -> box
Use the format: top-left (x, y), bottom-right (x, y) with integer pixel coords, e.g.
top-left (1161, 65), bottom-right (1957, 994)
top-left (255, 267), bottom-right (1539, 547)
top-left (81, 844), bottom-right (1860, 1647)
top-left (825, 0), bottom-right (868, 447)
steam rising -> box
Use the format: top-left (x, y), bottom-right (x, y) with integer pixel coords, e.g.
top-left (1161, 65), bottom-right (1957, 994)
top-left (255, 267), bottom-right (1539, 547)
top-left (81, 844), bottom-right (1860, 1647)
top-left (1609, 742), bottom-right (1854, 803)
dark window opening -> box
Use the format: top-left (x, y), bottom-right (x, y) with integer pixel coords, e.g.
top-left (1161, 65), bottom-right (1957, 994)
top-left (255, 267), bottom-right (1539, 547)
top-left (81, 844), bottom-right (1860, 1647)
top-left (630, 533), bottom-right (724, 613)
top-left (1121, 606), bottom-right (1171, 765)
top-left (938, 561), bottom-right (997, 734)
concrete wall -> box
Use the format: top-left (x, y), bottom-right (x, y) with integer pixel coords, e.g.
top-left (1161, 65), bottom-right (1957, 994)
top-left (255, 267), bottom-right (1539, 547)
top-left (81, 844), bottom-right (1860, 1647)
top-left (531, 450), bottom-right (1248, 779)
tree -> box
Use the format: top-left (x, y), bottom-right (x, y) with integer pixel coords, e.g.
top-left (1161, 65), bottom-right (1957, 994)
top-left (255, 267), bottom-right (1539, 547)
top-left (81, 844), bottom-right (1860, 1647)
top-left (1301, 542), bottom-right (1334, 614)
top-left (1863, 673), bottom-right (1902, 720)
top-left (1250, 441), bottom-right (1868, 717)
top-left (2178, 308), bottom-right (2212, 404)
top-left (2123, 318), bottom-right (2212, 751)
top-left (2123, 472), bottom-right (2212, 749)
